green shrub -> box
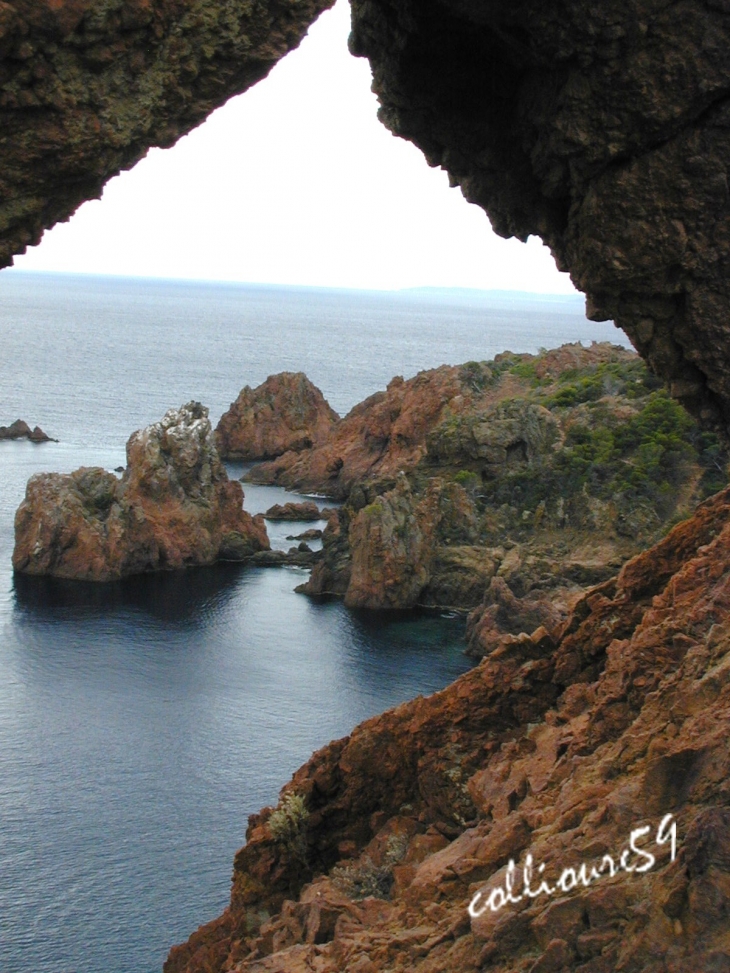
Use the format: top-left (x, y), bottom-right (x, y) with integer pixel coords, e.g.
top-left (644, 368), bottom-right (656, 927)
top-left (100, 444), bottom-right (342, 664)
top-left (481, 388), bottom-right (726, 523)
top-left (542, 360), bottom-right (663, 409)
top-left (268, 793), bottom-right (309, 863)
top-left (460, 361), bottom-right (493, 393)
top-left (454, 470), bottom-right (479, 492)
top-left (331, 835), bottom-right (409, 901)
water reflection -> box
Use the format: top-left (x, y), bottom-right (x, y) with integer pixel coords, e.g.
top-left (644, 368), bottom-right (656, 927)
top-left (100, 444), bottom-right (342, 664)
top-left (12, 561), bottom-right (251, 627)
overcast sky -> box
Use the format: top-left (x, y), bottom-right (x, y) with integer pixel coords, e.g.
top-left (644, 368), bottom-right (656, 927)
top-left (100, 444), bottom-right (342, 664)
top-left (12, 0), bottom-right (577, 294)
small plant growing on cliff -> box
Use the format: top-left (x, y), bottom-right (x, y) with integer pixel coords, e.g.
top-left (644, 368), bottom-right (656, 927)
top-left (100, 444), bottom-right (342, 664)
top-left (454, 469), bottom-right (480, 495)
top-left (460, 360), bottom-right (492, 393)
top-left (331, 834), bottom-right (409, 901)
top-left (268, 792), bottom-right (309, 864)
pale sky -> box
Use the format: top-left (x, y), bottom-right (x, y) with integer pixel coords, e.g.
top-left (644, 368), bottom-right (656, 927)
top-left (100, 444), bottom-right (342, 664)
top-left (13, 0), bottom-right (577, 295)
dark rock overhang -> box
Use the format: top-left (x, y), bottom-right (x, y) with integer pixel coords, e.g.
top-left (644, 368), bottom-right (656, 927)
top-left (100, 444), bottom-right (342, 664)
top-left (3, 0), bottom-right (730, 431)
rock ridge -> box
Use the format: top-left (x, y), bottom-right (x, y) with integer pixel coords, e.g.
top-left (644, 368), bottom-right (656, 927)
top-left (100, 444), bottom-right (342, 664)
top-left (166, 483), bottom-right (730, 973)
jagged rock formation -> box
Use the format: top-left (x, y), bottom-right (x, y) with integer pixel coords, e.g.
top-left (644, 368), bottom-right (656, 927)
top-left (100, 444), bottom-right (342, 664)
top-left (0, 419), bottom-right (54, 441)
top-left (215, 373), bottom-right (338, 461)
top-left (348, 0), bottom-right (730, 436)
top-left (247, 367), bottom-right (468, 498)
top-left (0, 0), bottom-right (334, 268)
top-left (166, 484), bottom-right (730, 973)
top-left (12, 402), bottom-right (269, 581)
top-left (294, 345), bottom-right (727, 616)
top-left (4, 1), bottom-right (730, 434)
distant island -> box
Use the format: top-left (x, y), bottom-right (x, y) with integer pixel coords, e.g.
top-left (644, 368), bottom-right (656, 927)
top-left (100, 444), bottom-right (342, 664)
top-left (0, 419), bottom-right (55, 443)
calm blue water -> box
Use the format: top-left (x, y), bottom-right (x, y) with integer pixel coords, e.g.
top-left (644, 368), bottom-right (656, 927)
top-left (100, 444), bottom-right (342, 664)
top-left (0, 272), bottom-right (630, 973)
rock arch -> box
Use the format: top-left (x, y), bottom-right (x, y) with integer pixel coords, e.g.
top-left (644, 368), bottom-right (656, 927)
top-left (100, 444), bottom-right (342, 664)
top-left (3, 0), bottom-right (730, 430)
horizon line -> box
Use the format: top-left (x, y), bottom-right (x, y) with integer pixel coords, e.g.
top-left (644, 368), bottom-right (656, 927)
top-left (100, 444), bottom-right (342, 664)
top-left (2, 267), bottom-right (583, 300)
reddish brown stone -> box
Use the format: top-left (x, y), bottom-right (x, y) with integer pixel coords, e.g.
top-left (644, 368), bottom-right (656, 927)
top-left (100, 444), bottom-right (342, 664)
top-left (166, 485), bottom-right (730, 973)
top-left (12, 401), bottom-right (268, 580)
top-left (215, 373), bottom-right (338, 461)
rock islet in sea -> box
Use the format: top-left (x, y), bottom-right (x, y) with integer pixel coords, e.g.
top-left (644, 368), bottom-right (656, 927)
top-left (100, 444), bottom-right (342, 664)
top-left (12, 401), bottom-right (269, 581)
top-left (0, 419), bottom-right (56, 442)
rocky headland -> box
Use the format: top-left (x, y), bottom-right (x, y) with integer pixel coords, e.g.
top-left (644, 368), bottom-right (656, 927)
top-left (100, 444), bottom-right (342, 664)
top-left (239, 346), bottom-right (727, 661)
top-left (166, 482), bottom-right (730, 973)
top-left (5, 2), bottom-right (730, 968)
top-left (0, 419), bottom-right (55, 442)
top-left (12, 402), bottom-right (269, 581)
top-left (215, 372), bottom-right (339, 461)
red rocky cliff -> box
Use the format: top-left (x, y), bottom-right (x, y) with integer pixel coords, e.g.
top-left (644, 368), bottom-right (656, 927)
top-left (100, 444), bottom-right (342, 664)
top-left (167, 484), bottom-right (730, 973)
top-left (13, 401), bottom-right (269, 581)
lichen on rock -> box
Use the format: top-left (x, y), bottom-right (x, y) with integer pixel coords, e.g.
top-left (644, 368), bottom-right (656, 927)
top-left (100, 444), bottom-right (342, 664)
top-left (12, 401), bottom-right (269, 581)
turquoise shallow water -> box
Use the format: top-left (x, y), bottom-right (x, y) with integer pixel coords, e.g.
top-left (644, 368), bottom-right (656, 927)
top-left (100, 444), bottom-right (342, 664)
top-left (0, 272), bottom-right (630, 973)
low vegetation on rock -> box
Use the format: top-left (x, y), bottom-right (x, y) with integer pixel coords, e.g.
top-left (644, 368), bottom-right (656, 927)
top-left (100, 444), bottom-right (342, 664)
top-left (249, 345), bottom-right (728, 657)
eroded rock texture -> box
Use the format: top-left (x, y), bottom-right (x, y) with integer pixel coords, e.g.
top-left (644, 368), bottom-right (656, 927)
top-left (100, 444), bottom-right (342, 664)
top-left (0, 0), bottom-right (333, 266)
top-left (12, 401), bottom-right (269, 580)
top-left (166, 486), bottom-right (730, 973)
top-left (348, 0), bottom-right (730, 433)
top-left (5, 2), bottom-right (730, 432)
top-left (215, 372), bottom-right (339, 461)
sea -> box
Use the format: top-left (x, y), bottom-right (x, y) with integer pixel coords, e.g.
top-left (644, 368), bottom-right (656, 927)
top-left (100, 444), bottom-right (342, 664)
top-left (0, 271), bottom-right (631, 973)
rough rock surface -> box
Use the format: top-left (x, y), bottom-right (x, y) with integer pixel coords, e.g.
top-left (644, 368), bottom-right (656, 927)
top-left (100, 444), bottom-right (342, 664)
top-left (247, 368), bottom-right (468, 499)
top-left (0, 0), bottom-right (333, 268)
top-left (13, 402), bottom-right (269, 580)
top-left (5, 2), bottom-right (730, 434)
top-left (348, 0), bottom-right (730, 435)
top-left (166, 484), bottom-right (730, 973)
top-left (0, 418), bottom-right (54, 441)
top-left (264, 500), bottom-right (322, 522)
top-left (215, 373), bottom-right (338, 461)
top-left (339, 474), bottom-right (483, 610)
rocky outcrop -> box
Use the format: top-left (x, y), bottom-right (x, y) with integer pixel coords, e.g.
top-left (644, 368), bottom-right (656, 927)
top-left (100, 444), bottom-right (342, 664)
top-left (246, 345), bottom-right (640, 497)
top-left (465, 576), bottom-right (583, 661)
top-left (215, 373), bottom-right (338, 461)
top-left (297, 344), bottom-right (728, 614)
top-left (166, 484), bottom-right (730, 973)
top-left (337, 475), bottom-right (482, 610)
top-left (0, 419), bottom-right (54, 442)
top-left (12, 402), bottom-right (269, 581)
top-left (0, 0), bottom-right (333, 268)
top-left (264, 501), bottom-right (322, 522)
top-left (247, 368), bottom-right (470, 498)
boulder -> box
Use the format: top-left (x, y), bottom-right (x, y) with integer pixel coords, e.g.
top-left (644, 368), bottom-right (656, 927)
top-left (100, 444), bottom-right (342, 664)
top-left (215, 372), bottom-right (338, 460)
top-left (12, 402), bottom-right (269, 581)
top-left (264, 501), bottom-right (321, 521)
